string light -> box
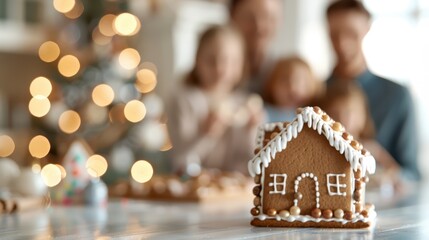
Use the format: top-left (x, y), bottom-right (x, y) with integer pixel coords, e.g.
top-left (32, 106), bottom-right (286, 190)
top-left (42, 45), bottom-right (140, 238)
top-left (29, 135), bottom-right (51, 158)
top-left (124, 100), bottom-right (146, 123)
top-left (131, 160), bottom-right (153, 183)
top-left (38, 41), bottom-right (60, 63)
top-left (53, 0), bottom-right (75, 13)
top-left (64, 0), bottom-right (84, 19)
top-left (118, 48), bottom-right (141, 70)
top-left (113, 13), bottom-right (140, 36)
top-left (40, 164), bottom-right (62, 187)
top-left (58, 110), bottom-right (81, 134)
top-left (92, 84), bottom-right (115, 107)
top-left (86, 155), bottom-right (108, 178)
top-left (0, 135), bottom-right (15, 157)
top-left (56, 164), bottom-right (67, 179)
top-left (29, 95), bottom-right (51, 117)
top-left (135, 69), bottom-right (157, 93)
top-left (30, 76), bottom-right (52, 97)
top-left (58, 55), bottom-right (80, 78)
top-left (98, 14), bottom-right (116, 37)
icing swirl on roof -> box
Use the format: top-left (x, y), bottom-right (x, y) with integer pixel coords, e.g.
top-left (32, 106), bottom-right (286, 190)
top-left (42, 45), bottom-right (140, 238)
top-left (248, 106), bottom-right (376, 177)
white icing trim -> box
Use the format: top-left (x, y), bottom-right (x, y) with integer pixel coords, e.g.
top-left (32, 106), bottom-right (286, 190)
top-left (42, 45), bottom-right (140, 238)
top-left (326, 173), bottom-right (347, 197)
top-left (255, 122), bottom-right (285, 148)
top-left (249, 107), bottom-right (376, 177)
top-left (293, 173), bottom-right (320, 208)
top-left (255, 210), bottom-right (376, 225)
top-left (269, 174), bottom-right (287, 195)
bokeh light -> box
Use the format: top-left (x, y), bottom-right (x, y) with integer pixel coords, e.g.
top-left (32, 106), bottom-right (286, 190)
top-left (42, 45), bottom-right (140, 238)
top-left (58, 110), bottom-right (81, 134)
top-left (29, 95), bottom-right (51, 117)
top-left (92, 84), bottom-right (115, 107)
top-left (98, 14), bottom-right (116, 37)
top-left (56, 164), bottom-right (67, 179)
top-left (124, 100), bottom-right (146, 123)
top-left (64, 0), bottom-right (84, 19)
top-left (113, 13), bottom-right (140, 36)
top-left (40, 164), bottom-right (62, 187)
top-left (32, 163), bottom-right (41, 173)
top-left (131, 160), bottom-right (154, 183)
top-left (86, 154), bottom-right (108, 178)
top-left (135, 69), bottom-right (157, 93)
top-left (29, 135), bottom-right (51, 158)
top-left (0, 135), bottom-right (15, 157)
top-left (118, 48), bottom-right (141, 70)
top-left (30, 76), bottom-right (52, 97)
top-left (139, 62), bottom-right (158, 75)
top-left (38, 41), bottom-right (60, 63)
top-left (53, 0), bottom-right (75, 13)
top-left (92, 27), bottom-right (111, 46)
top-left (58, 55), bottom-right (80, 77)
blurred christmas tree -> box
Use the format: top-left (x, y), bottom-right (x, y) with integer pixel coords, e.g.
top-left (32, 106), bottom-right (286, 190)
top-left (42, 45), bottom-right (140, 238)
top-left (27, 0), bottom-right (172, 194)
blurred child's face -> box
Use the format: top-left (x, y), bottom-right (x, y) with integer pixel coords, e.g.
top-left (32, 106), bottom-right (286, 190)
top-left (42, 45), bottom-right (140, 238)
top-left (196, 34), bottom-right (244, 93)
top-left (272, 64), bottom-right (313, 108)
top-left (327, 97), bottom-right (366, 137)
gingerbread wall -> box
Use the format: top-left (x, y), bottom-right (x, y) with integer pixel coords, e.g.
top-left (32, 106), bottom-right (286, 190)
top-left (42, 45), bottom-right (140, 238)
top-left (262, 125), bottom-right (353, 215)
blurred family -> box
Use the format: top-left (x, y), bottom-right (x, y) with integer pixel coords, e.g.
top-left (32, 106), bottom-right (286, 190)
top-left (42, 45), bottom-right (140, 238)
top-left (166, 0), bottom-right (420, 184)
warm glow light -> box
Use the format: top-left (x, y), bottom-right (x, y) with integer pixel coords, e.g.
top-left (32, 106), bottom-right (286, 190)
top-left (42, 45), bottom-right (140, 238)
top-left (118, 48), bottom-right (140, 70)
top-left (113, 13), bottom-right (140, 36)
top-left (53, 0), bottom-right (75, 13)
top-left (139, 62), bottom-right (158, 75)
top-left (56, 164), bottom-right (67, 179)
top-left (98, 14), bottom-right (116, 37)
top-left (58, 55), bottom-right (80, 77)
top-left (29, 95), bottom-right (51, 117)
top-left (92, 27), bottom-right (111, 45)
top-left (135, 69), bottom-right (157, 93)
top-left (41, 164), bottom-right (62, 187)
top-left (124, 100), bottom-right (146, 123)
top-left (32, 163), bottom-right (41, 173)
top-left (86, 154), bottom-right (108, 177)
top-left (30, 77), bottom-right (52, 97)
top-left (58, 110), bottom-right (81, 134)
top-left (64, 0), bottom-right (83, 19)
top-left (29, 135), bottom-right (51, 158)
top-left (38, 41), bottom-right (60, 63)
top-left (92, 84), bottom-right (115, 107)
top-left (131, 160), bottom-right (153, 183)
top-left (0, 135), bottom-right (15, 157)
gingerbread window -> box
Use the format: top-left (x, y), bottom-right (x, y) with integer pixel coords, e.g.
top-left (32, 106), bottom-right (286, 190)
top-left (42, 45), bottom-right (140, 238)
top-left (269, 174), bottom-right (287, 195)
top-left (326, 173), bottom-right (347, 196)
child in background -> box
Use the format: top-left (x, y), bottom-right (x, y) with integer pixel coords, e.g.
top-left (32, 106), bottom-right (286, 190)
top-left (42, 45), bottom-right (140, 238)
top-left (319, 83), bottom-right (403, 192)
top-left (167, 25), bottom-right (263, 176)
top-left (262, 57), bottom-right (323, 123)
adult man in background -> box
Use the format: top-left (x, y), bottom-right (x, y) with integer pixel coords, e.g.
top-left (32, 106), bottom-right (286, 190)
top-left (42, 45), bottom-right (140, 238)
top-left (326, 0), bottom-right (420, 180)
top-left (229, 0), bottom-right (281, 93)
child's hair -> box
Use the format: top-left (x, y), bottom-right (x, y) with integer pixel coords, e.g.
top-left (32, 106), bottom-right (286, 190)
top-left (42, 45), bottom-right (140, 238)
top-left (319, 83), bottom-right (375, 139)
top-left (185, 24), bottom-right (245, 87)
top-left (326, 0), bottom-right (371, 19)
top-left (263, 56), bottom-right (323, 105)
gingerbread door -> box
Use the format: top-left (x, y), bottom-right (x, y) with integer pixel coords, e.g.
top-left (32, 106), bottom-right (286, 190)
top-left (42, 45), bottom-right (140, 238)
top-left (292, 172), bottom-right (320, 213)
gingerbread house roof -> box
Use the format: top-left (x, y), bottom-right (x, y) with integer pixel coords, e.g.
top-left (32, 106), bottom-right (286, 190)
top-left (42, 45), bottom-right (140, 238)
top-left (248, 106), bottom-right (376, 177)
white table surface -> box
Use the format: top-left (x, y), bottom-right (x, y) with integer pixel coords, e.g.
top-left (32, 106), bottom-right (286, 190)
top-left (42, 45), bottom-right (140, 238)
top-left (1, 183), bottom-right (428, 240)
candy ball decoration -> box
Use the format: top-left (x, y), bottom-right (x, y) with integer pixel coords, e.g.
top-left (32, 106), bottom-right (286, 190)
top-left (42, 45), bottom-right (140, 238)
top-left (11, 168), bottom-right (47, 197)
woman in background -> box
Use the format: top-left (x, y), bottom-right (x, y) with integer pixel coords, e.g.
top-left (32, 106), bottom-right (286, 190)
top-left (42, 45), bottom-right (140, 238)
top-left (167, 25), bottom-right (263, 176)
top-left (263, 56), bottom-right (323, 123)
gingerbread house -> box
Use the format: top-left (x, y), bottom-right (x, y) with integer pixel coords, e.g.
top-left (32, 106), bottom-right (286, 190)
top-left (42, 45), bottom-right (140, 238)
top-left (248, 106), bottom-right (376, 228)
